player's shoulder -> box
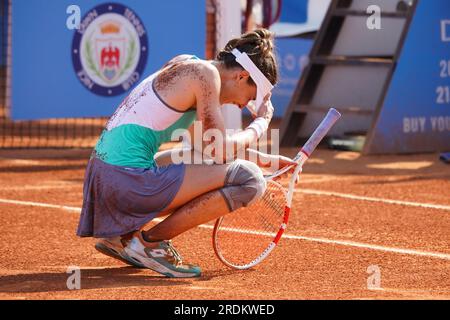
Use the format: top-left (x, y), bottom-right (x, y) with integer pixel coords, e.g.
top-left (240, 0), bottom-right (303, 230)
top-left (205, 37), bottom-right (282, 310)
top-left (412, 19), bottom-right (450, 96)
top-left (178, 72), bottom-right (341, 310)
top-left (165, 55), bottom-right (219, 78)
top-left (166, 54), bottom-right (195, 65)
top-left (188, 59), bottom-right (221, 85)
top-left (163, 54), bottom-right (220, 92)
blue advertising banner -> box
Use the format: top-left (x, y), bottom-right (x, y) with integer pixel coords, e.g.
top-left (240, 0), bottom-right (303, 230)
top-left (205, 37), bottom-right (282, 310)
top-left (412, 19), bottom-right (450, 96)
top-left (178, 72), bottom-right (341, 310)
top-left (365, 0), bottom-right (450, 154)
top-left (271, 37), bottom-right (313, 117)
top-left (279, 0), bottom-right (307, 24)
top-left (12, 0), bottom-right (205, 120)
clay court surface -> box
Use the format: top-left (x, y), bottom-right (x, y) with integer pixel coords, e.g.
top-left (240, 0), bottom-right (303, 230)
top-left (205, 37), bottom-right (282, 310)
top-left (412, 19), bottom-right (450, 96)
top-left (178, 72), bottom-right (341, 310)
top-left (0, 147), bottom-right (449, 300)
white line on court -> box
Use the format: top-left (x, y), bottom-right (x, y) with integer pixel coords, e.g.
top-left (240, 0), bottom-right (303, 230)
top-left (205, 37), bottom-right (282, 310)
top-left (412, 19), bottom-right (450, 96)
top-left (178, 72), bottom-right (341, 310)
top-left (194, 224), bottom-right (450, 261)
top-left (4, 181), bottom-right (448, 211)
top-left (0, 185), bottom-right (81, 191)
top-left (0, 198), bottom-right (80, 212)
top-left (296, 189), bottom-right (450, 211)
top-left (1, 198), bottom-right (450, 261)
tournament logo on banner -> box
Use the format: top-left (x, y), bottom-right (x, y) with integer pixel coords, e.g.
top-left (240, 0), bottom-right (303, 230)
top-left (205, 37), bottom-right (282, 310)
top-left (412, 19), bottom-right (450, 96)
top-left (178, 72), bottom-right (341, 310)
top-left (72, 3), bottom-right (148, 97)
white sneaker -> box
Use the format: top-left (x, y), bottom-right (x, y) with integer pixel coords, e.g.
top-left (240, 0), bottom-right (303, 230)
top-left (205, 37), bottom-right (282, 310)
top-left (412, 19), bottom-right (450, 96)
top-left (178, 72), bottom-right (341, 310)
top-left (124, 232), bottom-right (201, 278)
top-left (95, 237), bottom-right (145, 268)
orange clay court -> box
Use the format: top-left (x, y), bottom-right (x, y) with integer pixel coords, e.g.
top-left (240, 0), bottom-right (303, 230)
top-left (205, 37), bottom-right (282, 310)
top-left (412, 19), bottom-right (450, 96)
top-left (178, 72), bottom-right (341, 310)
top-left (1, 0), bottom-right (450, 301)
top-left (0, 146), bottom-right (449, 300)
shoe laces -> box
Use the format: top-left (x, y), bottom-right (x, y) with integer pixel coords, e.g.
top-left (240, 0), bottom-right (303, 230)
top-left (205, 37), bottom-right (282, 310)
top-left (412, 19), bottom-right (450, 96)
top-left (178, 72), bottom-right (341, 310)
top-left (164, 241), bottom-right (184, 266)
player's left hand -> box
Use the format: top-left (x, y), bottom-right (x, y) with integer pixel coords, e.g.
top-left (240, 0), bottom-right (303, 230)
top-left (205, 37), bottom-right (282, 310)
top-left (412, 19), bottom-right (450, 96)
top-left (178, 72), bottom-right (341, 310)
top-left (273, 158), bottom-right (302, 184)
top-left (260, 154), bottom-right (301, 184)
top-left (247, 149), bottom-right (302, 184)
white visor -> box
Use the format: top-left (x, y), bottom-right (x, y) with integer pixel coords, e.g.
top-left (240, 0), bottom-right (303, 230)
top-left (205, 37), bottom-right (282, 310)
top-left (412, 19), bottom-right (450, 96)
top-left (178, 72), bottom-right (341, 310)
top-left (231, 49), bottom-right (274, 114)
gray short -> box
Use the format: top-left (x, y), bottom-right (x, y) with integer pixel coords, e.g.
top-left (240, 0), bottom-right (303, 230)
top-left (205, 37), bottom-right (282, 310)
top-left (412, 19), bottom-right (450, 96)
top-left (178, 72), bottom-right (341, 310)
top-left (77, 156), bottom-right (185, 238)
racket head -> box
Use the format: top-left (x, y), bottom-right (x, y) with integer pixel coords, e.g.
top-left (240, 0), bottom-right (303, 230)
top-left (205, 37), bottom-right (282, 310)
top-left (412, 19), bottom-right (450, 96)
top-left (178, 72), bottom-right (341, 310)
top-left (212, 180), bottom-right (289, 270)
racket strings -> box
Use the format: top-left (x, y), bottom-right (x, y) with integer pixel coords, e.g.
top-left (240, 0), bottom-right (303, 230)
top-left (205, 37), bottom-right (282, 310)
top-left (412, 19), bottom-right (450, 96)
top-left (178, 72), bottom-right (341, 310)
top-left (214, 181), bottom-right (287, 268)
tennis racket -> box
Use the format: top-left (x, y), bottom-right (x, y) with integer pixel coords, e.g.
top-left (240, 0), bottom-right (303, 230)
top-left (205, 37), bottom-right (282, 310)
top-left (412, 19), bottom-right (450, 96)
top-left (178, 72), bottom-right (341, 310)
top-left (212, 108), bottom-right (341, 270)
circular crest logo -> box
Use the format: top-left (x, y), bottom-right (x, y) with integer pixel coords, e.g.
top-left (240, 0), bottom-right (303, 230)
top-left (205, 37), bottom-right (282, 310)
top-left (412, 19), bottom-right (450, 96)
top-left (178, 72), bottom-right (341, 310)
top-left (72, 3), bottom-right (148, 97)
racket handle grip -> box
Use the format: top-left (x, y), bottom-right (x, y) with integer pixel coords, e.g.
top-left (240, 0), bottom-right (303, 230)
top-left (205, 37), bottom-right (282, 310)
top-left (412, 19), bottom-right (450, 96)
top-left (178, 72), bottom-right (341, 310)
top-left (302, 108), bottom-right (341, 156)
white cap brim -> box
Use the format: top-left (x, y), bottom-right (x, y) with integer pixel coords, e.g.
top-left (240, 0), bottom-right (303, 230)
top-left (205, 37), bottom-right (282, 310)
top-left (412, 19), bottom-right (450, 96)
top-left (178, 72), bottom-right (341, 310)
top-left (231, 49), bottom-right (274, 114)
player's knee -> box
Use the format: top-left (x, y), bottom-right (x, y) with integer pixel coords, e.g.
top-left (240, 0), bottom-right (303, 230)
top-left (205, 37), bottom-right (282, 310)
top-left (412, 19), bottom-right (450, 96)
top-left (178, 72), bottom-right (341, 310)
top-left (220, 159), bottom-right (267, 212)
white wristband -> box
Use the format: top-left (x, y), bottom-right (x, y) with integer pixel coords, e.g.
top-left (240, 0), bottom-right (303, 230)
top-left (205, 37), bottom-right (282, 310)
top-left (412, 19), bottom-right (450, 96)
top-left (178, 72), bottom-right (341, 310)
top-left (246, 117), bottom-right (269, 139)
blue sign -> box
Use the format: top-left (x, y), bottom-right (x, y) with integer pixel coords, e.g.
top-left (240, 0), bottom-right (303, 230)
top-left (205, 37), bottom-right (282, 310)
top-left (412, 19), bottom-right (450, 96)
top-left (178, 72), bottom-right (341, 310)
top-left (12, 0), bottom-right (205, 120)
top-left (365, 0), bottom-right (450, 154)
top-left (279, 0), bottom-right (307, 24)
top-left (271, 37), bottom-right (313, 117)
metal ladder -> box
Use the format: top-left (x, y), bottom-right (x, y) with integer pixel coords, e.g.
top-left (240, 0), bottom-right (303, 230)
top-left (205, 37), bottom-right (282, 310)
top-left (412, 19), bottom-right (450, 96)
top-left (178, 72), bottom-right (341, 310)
top-left (280, 0), bottom-right (417, 149)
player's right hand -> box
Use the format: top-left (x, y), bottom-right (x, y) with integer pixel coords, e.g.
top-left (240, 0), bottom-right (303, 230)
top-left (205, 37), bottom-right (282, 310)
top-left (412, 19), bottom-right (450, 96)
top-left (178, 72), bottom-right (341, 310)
top-left (256, 93), bottom-right (274, 123)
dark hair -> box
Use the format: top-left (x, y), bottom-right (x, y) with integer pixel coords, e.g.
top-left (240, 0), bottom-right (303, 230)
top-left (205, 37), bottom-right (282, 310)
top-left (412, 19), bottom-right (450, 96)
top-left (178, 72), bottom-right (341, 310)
top-left (216, 28), bottom-right (279, 86)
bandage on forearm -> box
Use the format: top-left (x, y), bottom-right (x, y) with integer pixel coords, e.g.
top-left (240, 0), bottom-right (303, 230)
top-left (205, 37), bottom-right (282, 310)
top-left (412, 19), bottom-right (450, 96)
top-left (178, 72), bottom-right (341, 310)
top-left (246, 117), bottom-right (269, 139)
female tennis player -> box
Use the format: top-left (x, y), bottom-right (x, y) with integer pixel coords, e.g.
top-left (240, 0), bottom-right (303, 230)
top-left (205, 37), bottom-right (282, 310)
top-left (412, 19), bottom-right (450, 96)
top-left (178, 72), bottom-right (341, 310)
top-left (77, 28), bottom-right (297, 278)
